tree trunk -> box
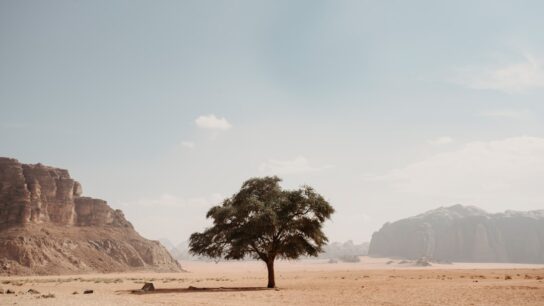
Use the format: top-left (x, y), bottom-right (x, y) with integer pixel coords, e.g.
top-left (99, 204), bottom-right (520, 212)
top-left (266, 259), bottom-right (275, 288)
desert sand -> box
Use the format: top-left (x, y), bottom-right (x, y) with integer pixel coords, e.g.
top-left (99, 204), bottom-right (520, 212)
top-left (1, 257), bottom-right (543, 306)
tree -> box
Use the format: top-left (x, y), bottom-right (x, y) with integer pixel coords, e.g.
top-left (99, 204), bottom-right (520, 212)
top-left (189, 176), bottom-right (334, 288)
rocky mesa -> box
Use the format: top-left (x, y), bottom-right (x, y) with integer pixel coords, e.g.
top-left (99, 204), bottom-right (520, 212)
top-left (0, 157), bottom-right (183, 275)
top-left (368, 204), bottom-right (544, 263)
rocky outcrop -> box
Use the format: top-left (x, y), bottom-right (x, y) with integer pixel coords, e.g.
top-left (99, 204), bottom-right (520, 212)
top-left (368, 205), bottom-right (544, 263)
top-left (74, 197), bottom-right (132, 227)
top-left (0, 157), bottom-right (182, 275)
top-left (0, 158), bottom-right (131, 228)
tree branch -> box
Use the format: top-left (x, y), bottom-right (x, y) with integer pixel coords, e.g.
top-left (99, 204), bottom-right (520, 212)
top-left (250, 241), bottom-right (268, 262)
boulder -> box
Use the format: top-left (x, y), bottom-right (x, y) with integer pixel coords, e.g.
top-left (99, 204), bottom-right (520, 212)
top-left (141, 282), bottom-right (155, 291)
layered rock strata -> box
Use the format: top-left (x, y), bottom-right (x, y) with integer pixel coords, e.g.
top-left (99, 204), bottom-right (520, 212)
top-left (0, 157), bottom-right (182, 275)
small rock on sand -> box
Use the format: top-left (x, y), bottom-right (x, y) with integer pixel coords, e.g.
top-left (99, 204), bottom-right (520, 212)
top-left (415, 258), bottom-right (432, 267)
top-left (27, 288), bottom-right (40, 294)
top-left (83, 289), bottom-right (94, 294)
top-left (142, 282), bottom-right (155, 291)
top-left (41, 293), bottom-right (55, 299)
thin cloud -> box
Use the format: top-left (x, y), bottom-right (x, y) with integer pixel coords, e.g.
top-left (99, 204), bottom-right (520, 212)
top-left (181, 141), bottom-right (195, 149)
top-left (455, 54), bottom-right (544, 93)
top-left (195, 114), bottom-right (232, 130)
top-left (259, 156), bottom-right (333, 175)
top-left (429, 136), bottom-right (454, 145)
top-left (369, 136), bottom-right (544, 204)
top-left (480, 109), bottom-right (532, 120)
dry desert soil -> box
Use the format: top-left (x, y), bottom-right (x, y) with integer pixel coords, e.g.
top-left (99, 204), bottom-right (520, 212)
top-left (1, 257), bottom-right (543, 305)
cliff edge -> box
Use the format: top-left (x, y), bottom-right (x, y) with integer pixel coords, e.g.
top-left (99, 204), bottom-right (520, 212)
top-left (0, 157), bottom-right (183, 275)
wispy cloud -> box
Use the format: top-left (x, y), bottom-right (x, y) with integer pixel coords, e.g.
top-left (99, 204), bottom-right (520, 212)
top-left (259, 156), bottom-right (333, 175)
top-left (368, 136), bottom-right (544, 203)
top-left (429, 136), bottom-right (454, 145)
top-left (455, 54), bottom-right (544, 93)
top-left (480, 109), bottom-right (532, 120)
top-left (195, 114), bottom-right (232, 130)
top-left (180, 141), bottom-right (195, 149)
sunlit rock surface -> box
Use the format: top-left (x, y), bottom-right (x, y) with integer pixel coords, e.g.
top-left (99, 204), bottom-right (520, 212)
top-left (0, 157), bottom-right (182, 275)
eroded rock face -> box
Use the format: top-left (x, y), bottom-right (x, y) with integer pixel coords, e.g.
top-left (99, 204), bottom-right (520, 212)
top-left (368, 205), bottom-right (544, 263)
top-left (0, 158), bottom-right (31, 226)
top-left (0, 157), bottom-right (182, 275)
top-left (22, 162), bottom-right (78, 225)
top-left (0, 158), bottom-right (128, 227)
top-left (74, 197), bottom-right (132, 227)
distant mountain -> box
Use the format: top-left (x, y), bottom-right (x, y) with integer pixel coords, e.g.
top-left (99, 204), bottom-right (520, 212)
top-left (368, 204), bottom-right (544, 263)
top-left (170, 240), bottom-right (192, 260)
top-left (158, 238), bottom-right (175, 251)
top-left (169, 239), bottom-right (369, 262)
top-left (169, 240), bottom-right (213, 261)
top-left (319, 240), bottom-right (369, 262)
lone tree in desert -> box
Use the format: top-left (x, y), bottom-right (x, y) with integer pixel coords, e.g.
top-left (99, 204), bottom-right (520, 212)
top-left (189, 176), bottom-right (334, 288)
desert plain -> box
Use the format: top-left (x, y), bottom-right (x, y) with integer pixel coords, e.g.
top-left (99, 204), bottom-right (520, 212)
top-left (1, 257), bottom-right (543, 306)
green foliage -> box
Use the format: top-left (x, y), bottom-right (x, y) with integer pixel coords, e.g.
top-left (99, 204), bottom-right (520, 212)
top-left (189, 176), bottom-right (334, 263)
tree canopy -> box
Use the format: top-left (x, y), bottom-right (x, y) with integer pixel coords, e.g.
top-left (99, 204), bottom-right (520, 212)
top-left (189, 176), bottom-right (334, 288)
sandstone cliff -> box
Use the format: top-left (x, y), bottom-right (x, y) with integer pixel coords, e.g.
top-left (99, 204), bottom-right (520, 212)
top-left (368, 205), bottom-right (544, 263)
top-left (0, 157), bottom-right (182, 275)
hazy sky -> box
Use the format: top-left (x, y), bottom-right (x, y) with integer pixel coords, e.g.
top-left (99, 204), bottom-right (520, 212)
top-left (2, 0), bottom-right (544, 244)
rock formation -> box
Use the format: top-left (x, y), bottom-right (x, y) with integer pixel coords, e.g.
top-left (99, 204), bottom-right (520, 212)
top-left (368, 204), bottom-right (544, 263)
top-left (0, 157), bottom-right (183, 275)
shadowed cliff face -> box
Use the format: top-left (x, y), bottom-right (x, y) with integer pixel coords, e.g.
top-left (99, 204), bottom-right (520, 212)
top-left (0, 157), bottom-right (182, 275)
top-left (368, 205), bottom-right (544, 263)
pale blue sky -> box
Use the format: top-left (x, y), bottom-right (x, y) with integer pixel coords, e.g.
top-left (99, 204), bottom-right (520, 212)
top-left (2, 0), bottom-right (544, 244)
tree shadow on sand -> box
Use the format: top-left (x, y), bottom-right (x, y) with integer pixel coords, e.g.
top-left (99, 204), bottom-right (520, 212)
top-left (124, 286), bottom-right (277, 295)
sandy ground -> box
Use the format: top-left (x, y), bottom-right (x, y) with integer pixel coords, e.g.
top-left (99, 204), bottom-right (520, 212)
top-left (1, 257), bottom-right (543, 305)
